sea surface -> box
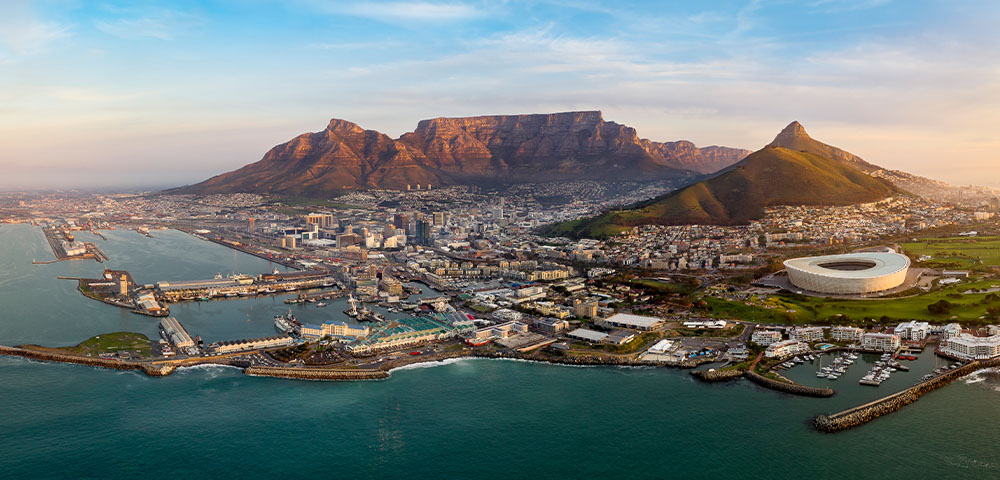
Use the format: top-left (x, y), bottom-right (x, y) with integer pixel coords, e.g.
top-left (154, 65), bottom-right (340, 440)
top-left (1, 223), bottom-right (999, 479)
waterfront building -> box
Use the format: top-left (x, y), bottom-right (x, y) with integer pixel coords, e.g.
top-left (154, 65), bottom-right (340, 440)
top-left (604, 330), bottom-right (636, 345)
top-left (940, 333), bottom-right (1000, 360)
top-left (599, 313), bottom-right (663, 331)
top-left (765, 340), bottom-right (810, 358)
top-left (648, 339), bottom-right (675, 355)
top-left (347, 317), bottom-right (453, 355)
top-left (751, 329), bottom-right (783, 346)
top-left (567, 328), bottom-right (608, 343)
top-left (211, 335), bottom-right (295, 354)
top-left (830, 326), bottom-right (863, 342)
top-left (861, 333), bottom-right (901, 352)
top-left (471, 321), bottom-right (530, 342)
top-left (159, 317), bottom-right (194, 349)
top-left (534, 317), bottom-right (569, 335)
top-left (894, 321), bottom-right (930, 341)
top-left (379, 276), bottom-right (403, 295)
top-left (941, 323), bottom-right (963, 343)
top-left (301, 321), bottom-right (371, 340)
top-left (789, 327), bottom-right (824, 342)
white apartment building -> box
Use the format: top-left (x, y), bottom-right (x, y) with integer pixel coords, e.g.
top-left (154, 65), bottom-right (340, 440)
top-left (751, 329), bottom-right (783, 346)
top-left (894, 321), bottom-right (930, 341)
top-left (830, 326), bottom-right (863, 342)
top-left (765, 340), bottom-right (810, 358)
top-left (940, 333), bottom-right (1000, 360)
top-left (790, 327), bottom-right (824, 342)
top-left (861, 333), bottom-right (901, 352)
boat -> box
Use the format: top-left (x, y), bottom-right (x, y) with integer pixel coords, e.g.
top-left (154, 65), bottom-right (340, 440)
top-left (316, 302), bottom-right (327, 307)
top-left (274, 309), bottom-right (300, 335)
top-left (816, 372), bottom-right (828, 378)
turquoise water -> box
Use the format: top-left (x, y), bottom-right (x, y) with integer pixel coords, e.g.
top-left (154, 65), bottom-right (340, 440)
top-left (1, 224), bottom-right (999, 479)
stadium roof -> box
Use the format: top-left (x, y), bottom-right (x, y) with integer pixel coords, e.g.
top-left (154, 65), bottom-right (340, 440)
top-left (783, 252), bottom-right (910, 279)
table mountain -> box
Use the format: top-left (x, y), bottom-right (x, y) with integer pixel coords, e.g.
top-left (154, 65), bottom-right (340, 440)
top-left (171, 111), bottom-right (750, 196)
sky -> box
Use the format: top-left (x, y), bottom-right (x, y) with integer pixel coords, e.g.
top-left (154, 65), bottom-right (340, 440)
top-left (1, 0), bottom-right (998, 190)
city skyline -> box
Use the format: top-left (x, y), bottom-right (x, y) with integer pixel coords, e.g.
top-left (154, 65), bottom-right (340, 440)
top-left (1, 0), bottom-right (999, 190)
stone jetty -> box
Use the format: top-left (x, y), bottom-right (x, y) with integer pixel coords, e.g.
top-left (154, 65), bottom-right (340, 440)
top-left (0, 345), bottom-right (175, 376)
top-left (244, 366), bottom-right (390, 381)
top-left (814, 357), bottom-right (1000, 432)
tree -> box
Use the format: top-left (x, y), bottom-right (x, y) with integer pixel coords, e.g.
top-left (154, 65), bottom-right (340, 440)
top-left (928, 299), bottom-right (953, 315)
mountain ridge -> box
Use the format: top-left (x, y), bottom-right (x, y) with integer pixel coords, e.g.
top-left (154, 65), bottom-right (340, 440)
top-left (171, 111), bottom-right (751, 196)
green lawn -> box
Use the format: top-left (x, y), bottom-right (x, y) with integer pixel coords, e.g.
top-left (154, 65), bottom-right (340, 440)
top-left (68, 332), bottom-right (152, 357)
top-left (902, 236), bottom-right (1000, 267)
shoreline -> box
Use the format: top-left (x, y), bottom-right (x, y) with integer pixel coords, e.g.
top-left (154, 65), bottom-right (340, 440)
top-left (1, 342), bottom-right (988, 432)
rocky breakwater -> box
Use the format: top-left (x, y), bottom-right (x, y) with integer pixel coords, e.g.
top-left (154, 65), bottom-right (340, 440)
top-left (243, 366), bottom-right (390, 381)
top-left (0, 345), bottom-right (176, 377)
top-left (813, 358), bottom-right (1000, 432)
top-left (691, 368), bottom-right (746, 382)
top-left (744, 370), bottom-right (835, 397)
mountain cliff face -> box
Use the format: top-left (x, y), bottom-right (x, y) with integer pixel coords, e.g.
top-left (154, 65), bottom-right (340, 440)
top-left (174, 111), bottom-right (750, 196)
top-left (546, 122), bottom-right (901, 238)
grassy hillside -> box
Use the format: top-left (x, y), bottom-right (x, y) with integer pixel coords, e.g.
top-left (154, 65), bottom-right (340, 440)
top-left (545, 146), bottom-right (899, 238)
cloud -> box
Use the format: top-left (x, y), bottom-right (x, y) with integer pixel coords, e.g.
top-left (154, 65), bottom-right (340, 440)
top-left (95, 8), bottom-right (204, 40)
top-left (336, 2), bottom-right (485, 22)
top-left (0, 3), bottom-right (72, 56)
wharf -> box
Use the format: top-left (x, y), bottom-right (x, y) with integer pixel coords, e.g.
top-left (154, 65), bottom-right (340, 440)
top-left (285, 289), bottom-right (345, 304)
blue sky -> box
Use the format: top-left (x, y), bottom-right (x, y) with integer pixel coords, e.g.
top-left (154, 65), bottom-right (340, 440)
top-left (1, 0), bottom-right (998, 189)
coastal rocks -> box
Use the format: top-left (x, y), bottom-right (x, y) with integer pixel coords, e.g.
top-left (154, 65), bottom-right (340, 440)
top-left (0, 345), bottom-right (156, 375)
top-left (244, 366), bottom-right (389, 381)
top-left (744, 370), bottom-right (835, 397)
top-left (690, 368), bottom-right (745, 382)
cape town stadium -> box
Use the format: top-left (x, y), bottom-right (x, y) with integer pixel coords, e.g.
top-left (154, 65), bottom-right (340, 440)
top-left (783, 252), bottom-right (911, 295)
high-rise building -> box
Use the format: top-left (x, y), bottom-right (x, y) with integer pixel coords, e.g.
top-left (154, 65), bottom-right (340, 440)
top-left (433, 211), bottom-right (446, 226)
top-left (415, 219), bottom-right (432, 245)
top-left (119, 274), bottom-right (128, 296)
top-left (248, 218), bottom-right (256, 232)
top-left (306, 213), bottom-right (336, 229)
top-left (393, 214), bottom-right (409, 230)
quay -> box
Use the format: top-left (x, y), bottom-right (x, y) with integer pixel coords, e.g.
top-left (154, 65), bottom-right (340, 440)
top-left (37, 227), bottom-right (107, 263)
top-left (284, 289), bottom-right (345, 304)
top-left (176, 226), bottom-right (305, 271)
top-left (157, 270), bottom-right (336, 303)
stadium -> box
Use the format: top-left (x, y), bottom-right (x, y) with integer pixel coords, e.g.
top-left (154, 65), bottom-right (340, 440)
top-left (783, 252), bottom-right (911, 295)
